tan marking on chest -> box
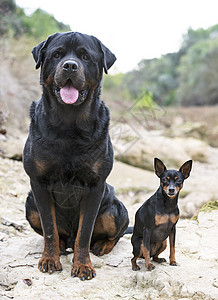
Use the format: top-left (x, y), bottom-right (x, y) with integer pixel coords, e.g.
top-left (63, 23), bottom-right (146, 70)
top-left (92, 160), bottom-right (102, 173)
top-left (155, 214), bottom-right (179, 226)
top-left (35, 160), bottom-right (47, 175)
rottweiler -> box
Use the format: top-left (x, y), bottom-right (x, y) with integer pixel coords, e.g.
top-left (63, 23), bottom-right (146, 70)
top-left (23, 32), bottom-right (129, 280)
top-left (131, 158), bottom-right (192, 271)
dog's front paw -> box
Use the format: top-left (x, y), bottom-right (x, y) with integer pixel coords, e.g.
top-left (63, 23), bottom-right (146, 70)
top-left (147, 263), bottom-right (155, 271)
top-left (71, 263), bottom-right (96, 280)
top-left (132, 264), bottom-right (140, 271)
top-left (153, 257), bottom-right (167, 263)
top-left (170, 260), bottom-right (177, 266)
top-left (38, 255), bottom-right (62, 273)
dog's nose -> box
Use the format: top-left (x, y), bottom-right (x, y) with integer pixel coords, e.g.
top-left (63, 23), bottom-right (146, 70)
top-left (169, 188), bottom-right (175, 193)
top-left (62, 60), bottom-right (78, 72)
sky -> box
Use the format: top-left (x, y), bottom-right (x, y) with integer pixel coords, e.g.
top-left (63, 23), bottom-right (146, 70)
top-left (16, 0), bottom-right (218, 73)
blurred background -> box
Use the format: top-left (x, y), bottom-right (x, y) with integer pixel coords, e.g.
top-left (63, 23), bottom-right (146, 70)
top-left (0, 0), bottom-right (218, 221)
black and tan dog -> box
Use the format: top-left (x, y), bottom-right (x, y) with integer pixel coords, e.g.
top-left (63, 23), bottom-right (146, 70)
top-left (131, 158), bottom-right (192, 271)
top-left (23, 32), bottom-right (129, 280)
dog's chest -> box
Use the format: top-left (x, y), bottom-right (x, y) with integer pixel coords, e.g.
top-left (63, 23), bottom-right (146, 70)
top-left (51, 178), bottom-right (89, 209)
top-left (151, 214), bottom-right (179, 242)
top-left (48, 157), bottom-right (100, 209)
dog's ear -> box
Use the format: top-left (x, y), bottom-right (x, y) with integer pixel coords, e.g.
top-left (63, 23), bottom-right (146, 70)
top-left (32, 33), bottom-right (59, 69)
top-left (98, 41), bottom-right (116, 74)
top-left (154, 158), bottom-right (167, 178)
top-left (179, 160), bottom-right (192, 179)
top-left (32, 40), bottom-right (46, 69)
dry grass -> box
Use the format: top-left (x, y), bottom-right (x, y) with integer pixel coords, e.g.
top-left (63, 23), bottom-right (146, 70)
top-left (192, 200), bottom-right (218, 221)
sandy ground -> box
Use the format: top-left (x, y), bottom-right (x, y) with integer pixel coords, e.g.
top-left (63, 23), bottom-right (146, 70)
top-left (0, 155), bottom-right (218, 300)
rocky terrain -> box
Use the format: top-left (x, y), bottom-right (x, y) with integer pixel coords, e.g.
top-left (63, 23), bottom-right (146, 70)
top-left (0, 124), bottom-right (218, 299)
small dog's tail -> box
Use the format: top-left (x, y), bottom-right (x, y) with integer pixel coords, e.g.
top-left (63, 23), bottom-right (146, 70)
top-left (123, 226), bottom-right (134, 235)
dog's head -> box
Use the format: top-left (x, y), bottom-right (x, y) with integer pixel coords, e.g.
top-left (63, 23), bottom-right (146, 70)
top-left (32, 32), bottom-right (116, 106)
top-left (154, 158), bottom-right (192, 199)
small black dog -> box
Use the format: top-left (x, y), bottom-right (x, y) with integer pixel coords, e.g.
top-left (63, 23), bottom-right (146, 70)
top-left (131, 158), bottom-right (192, 271)
top-left (23, 32), bottom-right (129, 280)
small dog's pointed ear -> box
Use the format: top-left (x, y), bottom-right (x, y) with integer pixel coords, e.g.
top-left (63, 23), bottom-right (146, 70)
top-left (98, 40), bottom-right (116, 74)
top-left (179, 160), bottom-right (192, 179)
top-left (32, 33), bottom-right (59, 69)
top-left (154, 158), bottom-right (167, 178)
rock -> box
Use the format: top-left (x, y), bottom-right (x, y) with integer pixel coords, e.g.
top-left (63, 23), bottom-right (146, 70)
top-left (113, 128), bottom-right (208, 171)
top-left (108, 160), bottom-right (158, 191)
top-left (115, 135), bottom-right (188, 171)
top-left (197, 211), bottom-right (218, 260)
top-left (209, 125), bottom-right (218, 147)
top-left (179, 192), bottom-right (213, 218)
top-left (176, 137), bottom-right (208, 163)
top-left (180, 285), bottom-right (189, 297)
top-left (0, 135), bottom-right (26, 160)
top-left (166, 120), bottom-right (208, 140)
top-left (213, 278), bottom-right (218, 288)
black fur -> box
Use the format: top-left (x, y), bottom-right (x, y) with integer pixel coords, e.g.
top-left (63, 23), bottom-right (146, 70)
top-left (23, 32), bottom-right (129, 280)
top-left (131, 158), bottom-right (192, 271)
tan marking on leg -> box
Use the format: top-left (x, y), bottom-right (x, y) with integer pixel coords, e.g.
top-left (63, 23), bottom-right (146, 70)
top-left (94, 214), bottom-right (116, 238)
top-left (169, 234), bottom-right (177, 266)
top-left (153, 240), bottom-right (167, 263)
top-left (28, 211), bottom-right (41, 229)
top-left (72, 212), bottom-right (96, 279)
top-left (39, 204), bottom-right (62, 273)
top-left (141, 243), bottom-right (155, 270)
top-left (150, 242), bottom-right (162, 256)
top-left (73, 212), bottom-right (86, 263)
top-left (42, 204), bottom-right (60, 257)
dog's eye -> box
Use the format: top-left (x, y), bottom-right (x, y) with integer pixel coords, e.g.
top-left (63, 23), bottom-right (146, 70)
top-left (82, 54), bottom-right (90, 61)
top-left (176, 179), bottom-right (182, 184)
top-left (53, 52), bottom-right (61, 59)
top-left (162, 178), bottom-right (168, 184)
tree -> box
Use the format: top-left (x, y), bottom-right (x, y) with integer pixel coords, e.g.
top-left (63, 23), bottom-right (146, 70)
top-left (23, 9), bottom-right (71, 39)
top-left (123, 53), bottom-right (180, 106)
top-left (176, 39), bottom-right (218, 105)
top-left (0, 1), bottom-right (71, 39)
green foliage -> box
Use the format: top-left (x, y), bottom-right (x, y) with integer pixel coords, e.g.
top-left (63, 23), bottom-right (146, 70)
top-left (103, 73), bottom-right (124, 90)
top-left (124, 53), bottom-right (180, 106)
top-left (192, 200), bottom-right (218, 221)
top-left (176, 39), bottom-right (218, 105)
top-left (0, 0), bottom-right (25, 36)
top-left (132, 90), bottom-right (156, 111)
top-left (181, 25), bottom-right (218, 52)
top-left (103, 73), bottom-right (131, 102)
top-left (23, 9), bottom-right (71, 40)
top-left (0, 0), bottom-right (71, 40)
top-left (103, 23), bottom-right (218, 107)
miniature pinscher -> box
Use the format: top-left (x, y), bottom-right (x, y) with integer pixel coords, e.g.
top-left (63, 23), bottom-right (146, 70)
top-left (131, 158), bottom-right (192, 271)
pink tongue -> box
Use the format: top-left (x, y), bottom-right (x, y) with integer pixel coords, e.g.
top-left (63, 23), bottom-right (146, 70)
top-left (60, 85), bottom-right (79, 104)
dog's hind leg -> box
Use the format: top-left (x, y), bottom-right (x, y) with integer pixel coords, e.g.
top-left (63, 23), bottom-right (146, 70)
top-left (152, 240), bottom-right (167, 263)
top-left (26, 191), bottom-right (43, 236)
top-left (91, 189), bottom-right (129, 256)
